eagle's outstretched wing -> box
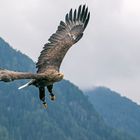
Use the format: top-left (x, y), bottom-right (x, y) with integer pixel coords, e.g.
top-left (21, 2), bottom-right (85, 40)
top-left (36, 5), bottom-right (90, 73)
top-left (0, 5), bottom-right (90, 82)
top-left (0, 68), bottom-right (55, 82)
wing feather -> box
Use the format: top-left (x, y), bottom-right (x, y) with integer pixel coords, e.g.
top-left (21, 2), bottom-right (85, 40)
top-left (36, 5), bottom-right (90, 73)
top-left (73, 9), bottom-right (77, 22)
top-left (82, 7), bottom-right (88, 22)
top-left (84, 12), bottom-right (90, 29)
top-left (69, 9), bottom-right (73, 22)
top-left (65, 13), bottom-right (70, 25)
top-left (77, 5), bottom-right (82, 20)
top-left (80, 5), bottom-right (86, 21)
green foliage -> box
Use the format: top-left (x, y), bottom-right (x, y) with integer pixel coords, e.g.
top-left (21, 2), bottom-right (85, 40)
top-left (0, 125), bottom-right (9, 140)
top-left (86, 87), bottom-right (140, 139)
top-left (0, 37), bottom-right (138, 140)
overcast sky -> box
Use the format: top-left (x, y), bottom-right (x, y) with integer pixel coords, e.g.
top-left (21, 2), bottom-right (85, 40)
top-left (0, 0), bottom-right (140, 104)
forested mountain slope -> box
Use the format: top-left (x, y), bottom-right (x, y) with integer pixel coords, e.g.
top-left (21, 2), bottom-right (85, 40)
top-left (86, 87), bottom-right (140, 139)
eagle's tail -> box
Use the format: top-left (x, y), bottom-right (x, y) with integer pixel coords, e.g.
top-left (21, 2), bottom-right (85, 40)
top-left (18, 80), bottom-right (34, 90)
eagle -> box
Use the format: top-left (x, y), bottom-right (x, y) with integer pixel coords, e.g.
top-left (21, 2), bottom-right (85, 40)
top-left (0, 5), bottom-right (90, 108)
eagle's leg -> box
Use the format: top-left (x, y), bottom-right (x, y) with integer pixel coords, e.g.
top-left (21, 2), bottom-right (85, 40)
top-left (39, 87), bottom-right (48, 108)
top-left (47, 85), bottom-right (56, 101)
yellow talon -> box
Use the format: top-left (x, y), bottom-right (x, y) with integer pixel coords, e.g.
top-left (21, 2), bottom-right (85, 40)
top-left (43, 102), bottom-right (48, 109)
top-left (50, 95), bottom-right (56, 101)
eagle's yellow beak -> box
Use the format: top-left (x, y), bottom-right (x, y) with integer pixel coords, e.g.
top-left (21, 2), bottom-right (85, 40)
top-left (59, 72), bottom-right (64, 79)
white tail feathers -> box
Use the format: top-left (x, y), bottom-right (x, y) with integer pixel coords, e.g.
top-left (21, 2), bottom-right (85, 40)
top-left (18, 83), bottom-right (30, 90)
top-left (18, 80), bottom-right (33, 90)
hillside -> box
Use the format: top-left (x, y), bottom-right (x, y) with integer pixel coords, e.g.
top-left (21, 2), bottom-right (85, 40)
top-left (0, 37), bottom-right (138, 140)
top-left (85, 87), bottom-right (140, 139)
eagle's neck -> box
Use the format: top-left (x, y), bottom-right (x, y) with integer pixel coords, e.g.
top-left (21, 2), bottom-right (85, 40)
top-left (44, 69), bottom-right (64, 83)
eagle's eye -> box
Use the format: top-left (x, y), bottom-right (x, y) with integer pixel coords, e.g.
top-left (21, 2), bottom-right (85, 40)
top-left (58, 73), bottom-right (64, 78)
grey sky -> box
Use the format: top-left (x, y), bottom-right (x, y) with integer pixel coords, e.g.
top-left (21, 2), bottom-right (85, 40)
top-left (0, 0), bottom-right (140, 104)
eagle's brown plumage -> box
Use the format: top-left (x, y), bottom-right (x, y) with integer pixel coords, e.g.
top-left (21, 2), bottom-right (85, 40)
top-left (0, 5), bottom-right (90, 108)
top-left (36, 5), bottom-right (90, 73)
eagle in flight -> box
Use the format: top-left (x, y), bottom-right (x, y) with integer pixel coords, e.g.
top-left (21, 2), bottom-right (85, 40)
top-left (0, 5), bottom-right (90, 108)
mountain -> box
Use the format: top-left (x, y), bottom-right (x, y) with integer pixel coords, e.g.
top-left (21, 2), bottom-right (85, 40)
top-left (0, 37), bottom-right (138, 140)
top-left (85, 87), bottom-right (140, 139)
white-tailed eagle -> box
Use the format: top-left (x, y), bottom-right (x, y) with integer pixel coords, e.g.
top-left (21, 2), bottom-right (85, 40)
top-left (0, 5), bottom-right (90, 108)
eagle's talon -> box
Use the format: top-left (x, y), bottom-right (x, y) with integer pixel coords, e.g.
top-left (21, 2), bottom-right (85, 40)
top-left (49, 94), bottom-right (56, 101)
top-left (43, 102), bottom-right (48, 109)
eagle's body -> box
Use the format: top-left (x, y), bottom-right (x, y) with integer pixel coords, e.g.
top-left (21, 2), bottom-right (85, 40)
top-left (0, 5), bottom-right (90, 108)
top-left (29, 70), bottom-right (64, 88)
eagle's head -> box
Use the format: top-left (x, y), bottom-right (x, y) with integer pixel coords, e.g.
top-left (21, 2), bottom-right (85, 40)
top-left (56, 72), bottom-right (64, 81)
